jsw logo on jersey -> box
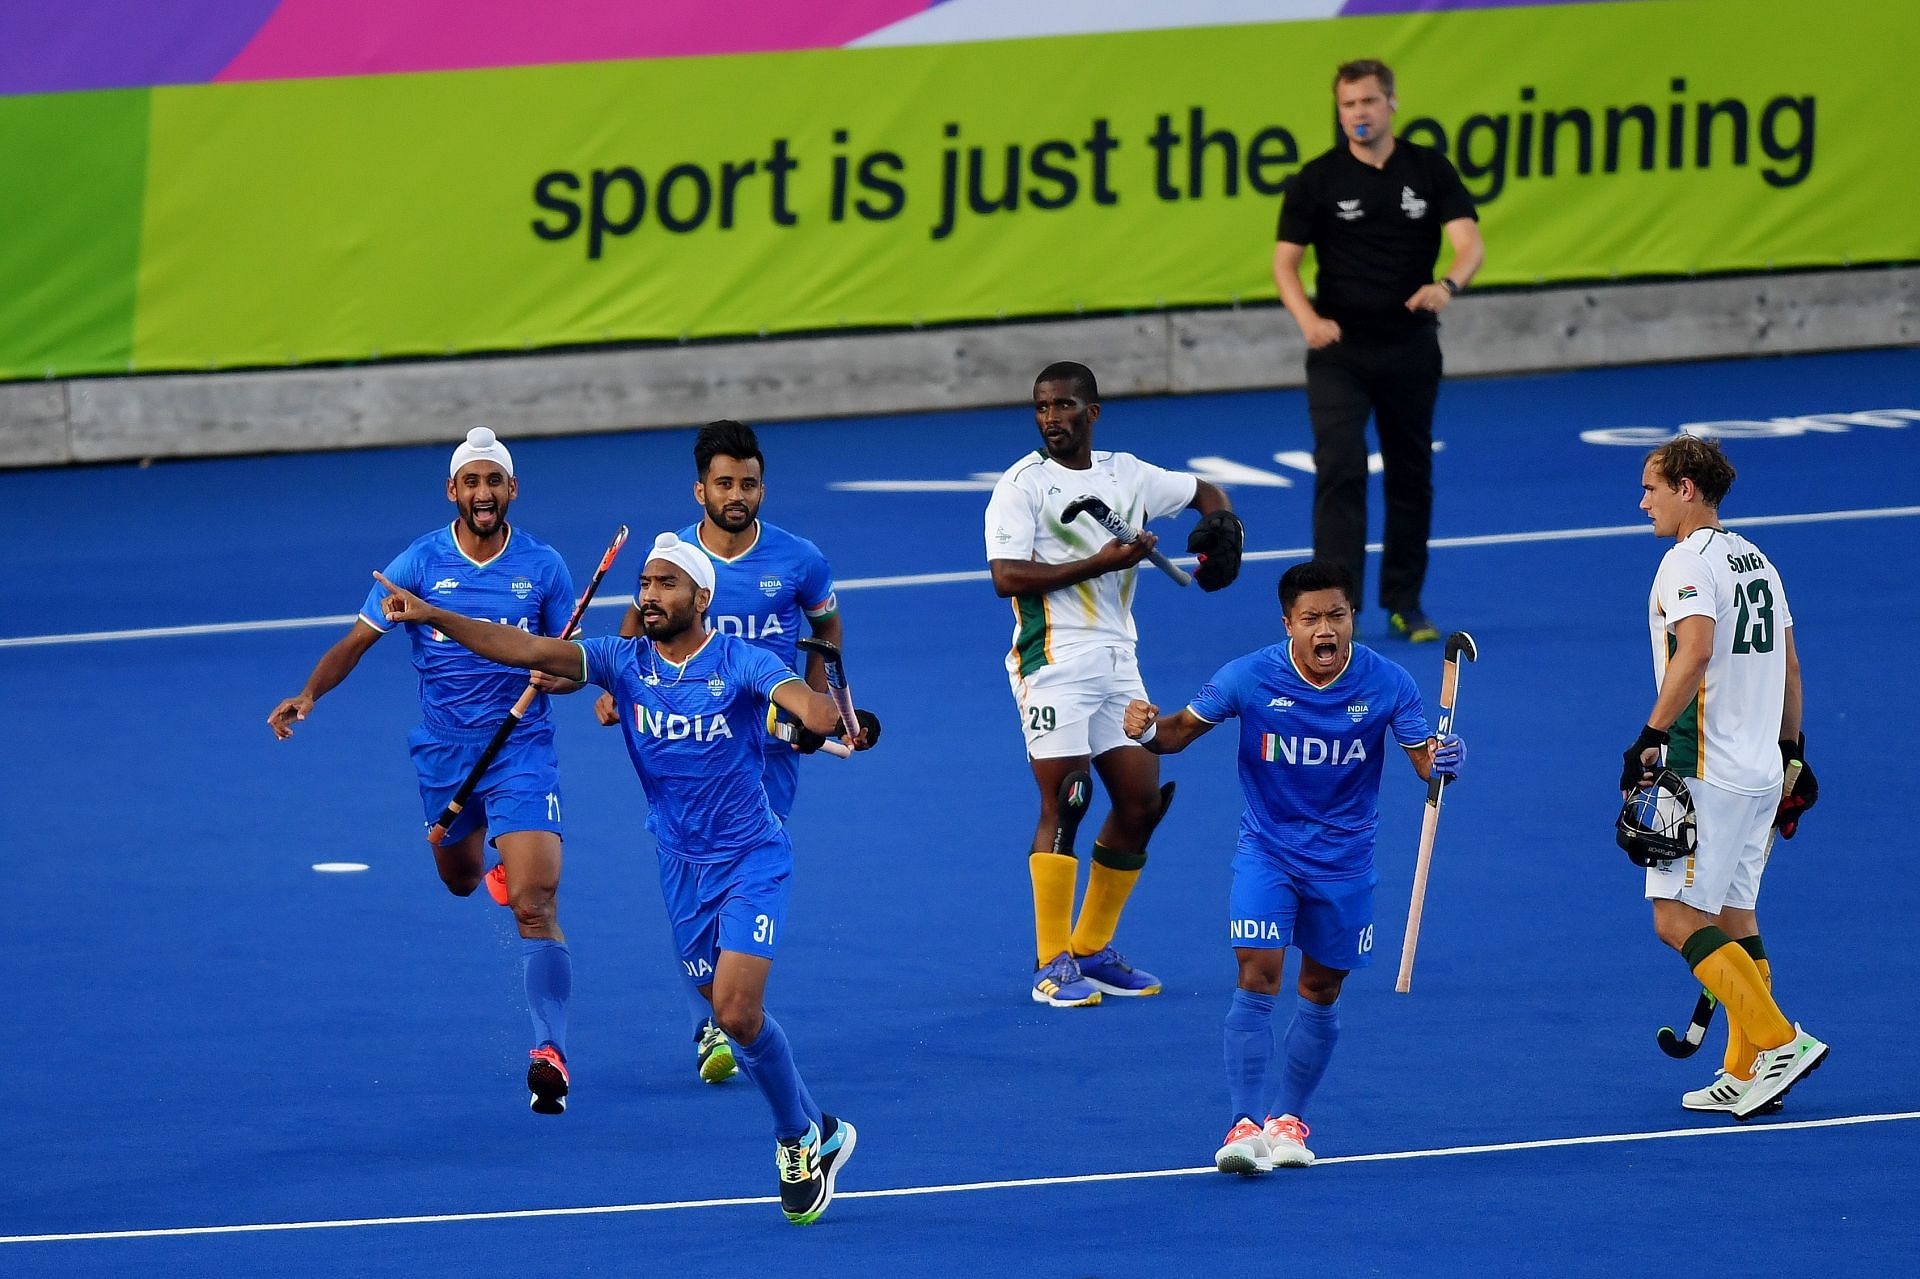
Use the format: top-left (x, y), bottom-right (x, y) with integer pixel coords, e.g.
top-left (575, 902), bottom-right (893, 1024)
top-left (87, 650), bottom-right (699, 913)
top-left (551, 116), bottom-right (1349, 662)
top-left (634, 707), bottom-right (735, 742)
top-left (1232, 919), bottom-right (1286, 942)
top-left (682, 957), bottom-right (713, 979)
top-left (711, 613), bottom-right (787, 640)
top-left (1259, 733), bottom-right (1369, 765)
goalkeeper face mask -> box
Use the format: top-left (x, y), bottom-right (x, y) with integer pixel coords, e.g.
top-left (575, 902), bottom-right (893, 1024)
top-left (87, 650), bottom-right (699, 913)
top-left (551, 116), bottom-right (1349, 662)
top-left (1617, 769), bottom-right (1698, 868)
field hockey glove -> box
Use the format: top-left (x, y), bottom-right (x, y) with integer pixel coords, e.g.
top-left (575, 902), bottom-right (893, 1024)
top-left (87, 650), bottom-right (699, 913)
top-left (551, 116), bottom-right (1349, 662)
top-left (1775, 734), bottom-right (1818, 838)
top-left (1432, 732), bottom-right (1465, 781)
top-left (1187, 510), bottom-right (1244, 592)
top-left (1620, 725), bottom-right (1668, 792)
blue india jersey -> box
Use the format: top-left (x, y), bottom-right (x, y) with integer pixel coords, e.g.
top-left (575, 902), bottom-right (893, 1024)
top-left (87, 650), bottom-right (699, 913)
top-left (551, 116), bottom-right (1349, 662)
top-left (1188, 642), bottom-right (1430, 881)
top-left (360, 524), bottom-right (577, 739)
top-left (675, 519), bottom-right (837, 668)
top-left (577, 631), bottom-right (803, 862)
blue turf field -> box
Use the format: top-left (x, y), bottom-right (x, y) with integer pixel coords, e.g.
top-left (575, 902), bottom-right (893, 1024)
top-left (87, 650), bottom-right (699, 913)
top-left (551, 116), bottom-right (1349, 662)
top-left (4, 348), bottom-right (1918, 1275)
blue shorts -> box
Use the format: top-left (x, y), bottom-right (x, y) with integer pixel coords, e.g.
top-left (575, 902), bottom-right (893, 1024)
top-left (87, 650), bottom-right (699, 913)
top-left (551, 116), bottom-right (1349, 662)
top-left (656, 834), bottom-right (793, 986)
top-left (408, 720), bottom-right (562, 848)
top-left (1227, 849), bottom-right (1378, 971)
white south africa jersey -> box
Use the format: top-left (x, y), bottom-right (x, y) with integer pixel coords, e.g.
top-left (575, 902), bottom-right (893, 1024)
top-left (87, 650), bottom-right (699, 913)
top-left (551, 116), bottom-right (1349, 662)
top-left (1649, 527), bottom-right (1793, 796)
top-left (984, 450), bottom-right (1197, 677)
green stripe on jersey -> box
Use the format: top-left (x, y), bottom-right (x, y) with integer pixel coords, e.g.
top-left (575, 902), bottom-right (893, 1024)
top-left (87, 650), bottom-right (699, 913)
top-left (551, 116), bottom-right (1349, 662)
top-left (1665, 633), bottom-right (1704, 778)
top-left (1013, 594), bottom-right (1050, 676)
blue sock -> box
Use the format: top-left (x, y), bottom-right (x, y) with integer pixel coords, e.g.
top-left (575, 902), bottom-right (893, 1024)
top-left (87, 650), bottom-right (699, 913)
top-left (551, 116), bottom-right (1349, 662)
top-left (1222, 987), bottom-right (1277, 1124)
top-left (520, 938), bottom-right (573, 1057)
top-left (732, 1013), bottom-right (823, 1140)
top-left (1266, 995), bottom-right (1340, 1121)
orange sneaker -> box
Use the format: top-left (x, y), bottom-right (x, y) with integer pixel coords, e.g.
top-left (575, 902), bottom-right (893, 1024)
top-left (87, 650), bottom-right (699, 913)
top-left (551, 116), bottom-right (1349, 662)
top-left (1262, 1114), bottom-right (1314, 1167)
top-left (484, 863), bottom-right (510, 907)
top-left (527, 1045), bottom-right (569, 1114)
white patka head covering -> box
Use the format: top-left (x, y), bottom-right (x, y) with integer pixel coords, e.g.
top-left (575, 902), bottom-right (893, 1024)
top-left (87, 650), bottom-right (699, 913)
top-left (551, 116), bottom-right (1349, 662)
top-left (647, 531), bottom-right (715, 595)
top-left (449, 426), bottom-right (514, 478)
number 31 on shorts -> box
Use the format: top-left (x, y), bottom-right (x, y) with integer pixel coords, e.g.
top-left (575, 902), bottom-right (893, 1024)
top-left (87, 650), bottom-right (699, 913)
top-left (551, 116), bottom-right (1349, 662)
top-left (754, 914), bottom-right (776, 945)
top-left (1027, 705), bottom-right (1057, 732)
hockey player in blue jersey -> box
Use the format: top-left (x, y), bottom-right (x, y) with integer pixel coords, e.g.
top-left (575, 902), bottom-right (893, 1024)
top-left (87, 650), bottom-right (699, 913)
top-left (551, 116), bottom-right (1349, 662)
top-left (374, 530), bottom-right (873, 1225)
top-left (593, 419), bottom-right (848, 1086)
top-left (1123, 560), bottom-right (1464, 1173)
top-left (268, 427), bottom-right (582, 1115)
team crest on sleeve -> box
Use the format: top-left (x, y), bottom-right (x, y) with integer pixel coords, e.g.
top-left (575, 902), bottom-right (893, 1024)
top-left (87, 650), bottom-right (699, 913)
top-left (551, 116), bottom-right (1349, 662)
top-left (1677, 586), bottom-right (1698, 600)
top-left (993, 526), bottom-right (1012, 545)
top-left (512, 576), bottom-right (533, 600)
top-left (1346, 701), bottom-right (1369, 724)
top-left (759, 575), bottom-right (782, 597)
top-left (707, 674), bottom-right (727, 697)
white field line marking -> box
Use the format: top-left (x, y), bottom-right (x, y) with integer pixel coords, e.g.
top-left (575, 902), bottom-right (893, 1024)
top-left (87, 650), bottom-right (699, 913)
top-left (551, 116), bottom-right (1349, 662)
top-left (3, 1110), bottom-right (1915, 1246)
top-left (4, 505), bottom-right (1917, 651)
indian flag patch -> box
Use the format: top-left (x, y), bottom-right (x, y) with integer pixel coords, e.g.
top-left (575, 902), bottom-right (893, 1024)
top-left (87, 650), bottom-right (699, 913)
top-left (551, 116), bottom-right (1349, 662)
top-left (1261, 733), bottom-right (1282, 762)
top-left (1677, 586), bottom-right (1698, 600)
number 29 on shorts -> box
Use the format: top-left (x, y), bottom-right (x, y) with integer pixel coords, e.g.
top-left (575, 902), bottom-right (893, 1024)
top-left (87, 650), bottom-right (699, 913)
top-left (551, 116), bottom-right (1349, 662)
top-left (1027, 705), bottom-right (1057, 732)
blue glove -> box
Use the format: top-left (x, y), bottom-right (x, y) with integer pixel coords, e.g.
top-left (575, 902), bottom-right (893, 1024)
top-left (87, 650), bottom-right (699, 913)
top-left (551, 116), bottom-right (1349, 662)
top-left (1433, 732), bottom-right (1466, 781)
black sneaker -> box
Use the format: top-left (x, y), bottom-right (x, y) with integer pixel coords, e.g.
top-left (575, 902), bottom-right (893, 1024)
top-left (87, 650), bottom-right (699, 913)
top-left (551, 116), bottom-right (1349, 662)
top-left (527, 1044), bottom-right (569, 1114)
top-left (1388, 609), bottom-right (1440, 643)
top-left (777, 1114), bottom-right (858, 1224)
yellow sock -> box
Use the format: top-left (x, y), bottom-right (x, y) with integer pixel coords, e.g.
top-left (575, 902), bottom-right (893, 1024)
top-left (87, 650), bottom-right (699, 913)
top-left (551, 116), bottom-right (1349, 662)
top-left (1723, 946), bottom-right (1773, 1080)
top-left (1029, 852), bottom-right (1077, 966)
top-left (1069, 844), bottom-right (1146, 957)
top-left (1684, 927), bottom-right (1791, 1051)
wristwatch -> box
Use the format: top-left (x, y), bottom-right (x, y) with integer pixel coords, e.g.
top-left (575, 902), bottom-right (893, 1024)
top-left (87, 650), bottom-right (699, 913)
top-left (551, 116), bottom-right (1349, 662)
top-left (1439, 278), bottom-right (1462, 296)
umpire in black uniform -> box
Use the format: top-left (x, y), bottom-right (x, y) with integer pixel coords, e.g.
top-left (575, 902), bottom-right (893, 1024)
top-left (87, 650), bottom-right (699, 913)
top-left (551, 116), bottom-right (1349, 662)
top-left (1273, 59), bottom-right (1483, 642)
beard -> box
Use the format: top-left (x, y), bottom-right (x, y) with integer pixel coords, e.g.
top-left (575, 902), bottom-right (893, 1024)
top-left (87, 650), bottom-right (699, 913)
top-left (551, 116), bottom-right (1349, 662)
top-left (706, 499), bottom-right (756, 533)
top-left (640, 606), bottom-right (697, 642)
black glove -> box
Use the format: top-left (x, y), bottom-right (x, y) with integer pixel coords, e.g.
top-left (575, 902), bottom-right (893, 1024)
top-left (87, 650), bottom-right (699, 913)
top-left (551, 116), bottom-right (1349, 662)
top-left (790, 723), bottom-right (829, 754)
top-left (1187, 509), bottom-right (1244, 592)
top-left (1620, 725), bottom-right (1668, 792)
top-left (1775, 734), bottom-right (1818, 838)
top-left (853, 708), bottom-right (882, 751)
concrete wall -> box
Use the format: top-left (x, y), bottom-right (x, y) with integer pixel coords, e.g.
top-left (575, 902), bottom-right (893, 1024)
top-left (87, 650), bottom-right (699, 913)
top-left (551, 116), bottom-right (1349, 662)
top-left (3, 267), bottom-right (1912, 468)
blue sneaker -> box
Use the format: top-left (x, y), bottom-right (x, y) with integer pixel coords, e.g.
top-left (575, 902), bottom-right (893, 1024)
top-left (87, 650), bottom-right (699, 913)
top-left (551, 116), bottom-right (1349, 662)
top-left (1032, 951), bottom-right (1102, 1007)
top-left (1075, 946), bottom-right (1162, 997)
top-left (778, 1114), bottom-right (857, 1225)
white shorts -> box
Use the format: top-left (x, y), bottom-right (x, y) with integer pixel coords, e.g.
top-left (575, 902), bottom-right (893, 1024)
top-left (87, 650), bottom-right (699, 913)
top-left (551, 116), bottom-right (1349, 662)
top-left (1010, 646), bottom-right (1148, 760)
top-left (1643, 776), bottom-right (1776, 912)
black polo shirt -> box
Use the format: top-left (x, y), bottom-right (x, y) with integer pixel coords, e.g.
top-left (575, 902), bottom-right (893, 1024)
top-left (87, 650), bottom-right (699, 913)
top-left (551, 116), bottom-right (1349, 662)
top-left (1276, 140), bottom-right (1477, 338)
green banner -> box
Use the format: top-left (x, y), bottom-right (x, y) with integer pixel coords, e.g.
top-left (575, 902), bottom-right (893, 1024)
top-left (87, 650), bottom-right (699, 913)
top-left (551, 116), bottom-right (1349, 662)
top-left (0, 90), bottom-right (148, 378)
top-left (5, 0), bottom-right (1916, 379)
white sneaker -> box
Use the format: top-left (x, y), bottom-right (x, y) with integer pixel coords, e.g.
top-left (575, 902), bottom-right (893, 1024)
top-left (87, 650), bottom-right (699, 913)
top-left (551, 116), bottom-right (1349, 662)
top-left (1680, 1071), bottom-right (1753, 1113)
top-left (1214, 1118), bottom-right (1272, 1175)
top-left (1262, 1114), bottom-right (1315, 1167)
top-left (1733, 1024), bottom-right (1828, 1119)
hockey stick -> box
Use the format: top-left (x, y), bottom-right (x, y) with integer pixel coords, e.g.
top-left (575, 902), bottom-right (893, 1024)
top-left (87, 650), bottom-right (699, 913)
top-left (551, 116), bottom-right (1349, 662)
top-left (1396, 630), bottom-right (1477, 994)
top-left (766, 704), bottom-right (852, 758)
top-left (1053, 770), bottom-right (1093, 855)
top-left (1657, 990), bottom-right (1719, 1058)
top-left (795, 636), bottom-right (862, 750)
top-left (1653, 760), bottom-right (1799, 1056)
top-left (1060, 496), bottom-right (1192, 587)
top-left (425, 525), bottom-right (629, 846)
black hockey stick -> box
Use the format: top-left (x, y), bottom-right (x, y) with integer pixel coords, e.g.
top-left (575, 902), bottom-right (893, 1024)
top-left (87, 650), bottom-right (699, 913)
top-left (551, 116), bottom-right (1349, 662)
top-left (1060, 496), bottom-right (1192, 587)
top-left (426, 524), bottom-right (629, 845)
top-left (1657, 989), bottom-right (1718, 1059)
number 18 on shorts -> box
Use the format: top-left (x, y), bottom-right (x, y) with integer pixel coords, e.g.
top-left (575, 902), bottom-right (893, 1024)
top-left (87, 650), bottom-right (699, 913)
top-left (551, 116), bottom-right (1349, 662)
top-left (1228, 849), bottom-right (1378, 971)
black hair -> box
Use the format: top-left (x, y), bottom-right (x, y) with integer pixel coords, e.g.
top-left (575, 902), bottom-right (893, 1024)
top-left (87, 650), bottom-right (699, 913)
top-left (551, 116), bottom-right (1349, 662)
top-left (1278, 560), bottom-right (1357, 613)
top-left (1034, 361), bottom-right (1099, 404)
top-left (694, 419), bottom-right (764, 478)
